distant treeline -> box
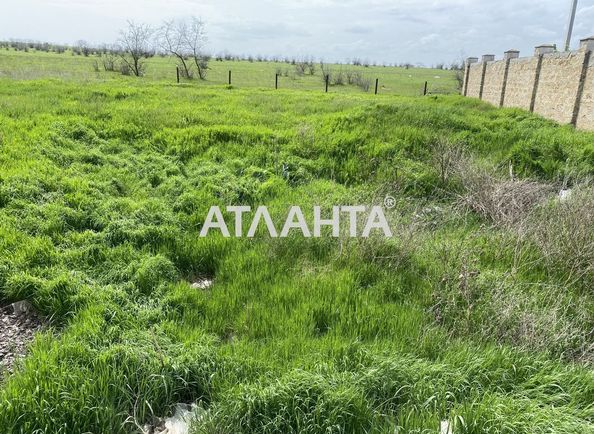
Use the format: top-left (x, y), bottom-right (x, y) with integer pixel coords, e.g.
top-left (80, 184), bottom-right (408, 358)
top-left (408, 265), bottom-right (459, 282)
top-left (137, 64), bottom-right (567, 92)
top-left (0, 39), bottom-right (462, 72)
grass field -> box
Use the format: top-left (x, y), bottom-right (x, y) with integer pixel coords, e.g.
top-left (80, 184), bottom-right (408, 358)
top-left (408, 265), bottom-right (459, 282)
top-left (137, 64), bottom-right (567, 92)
top-left (0, 51), bottom-right (593, 433)
top-left (0, 48), bottom-right (457, 95)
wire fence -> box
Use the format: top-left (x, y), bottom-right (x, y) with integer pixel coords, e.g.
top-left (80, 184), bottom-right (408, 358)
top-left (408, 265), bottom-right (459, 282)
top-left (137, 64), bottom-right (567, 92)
top-left (0, 50), bottom-right (459, 97)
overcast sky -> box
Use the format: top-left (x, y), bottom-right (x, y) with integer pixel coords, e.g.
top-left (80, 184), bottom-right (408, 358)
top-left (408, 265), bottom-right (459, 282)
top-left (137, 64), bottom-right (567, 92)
top-left (2, 0), bottom-right (594, 65)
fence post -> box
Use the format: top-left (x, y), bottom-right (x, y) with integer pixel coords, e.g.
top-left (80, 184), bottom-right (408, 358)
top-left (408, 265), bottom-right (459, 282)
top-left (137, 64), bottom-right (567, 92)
top-left (325, 74), bottom-right (329, 93)
top-left (275, 73), bottom-right (278, 89)
top-left (423, 81), bottom-right (428, 95)
top-left (375, 78), bottom-right (379, 95)
top-left (228, 70), bottom-right (232, 85)
top-left (176, 66), bottom-right (180, 84)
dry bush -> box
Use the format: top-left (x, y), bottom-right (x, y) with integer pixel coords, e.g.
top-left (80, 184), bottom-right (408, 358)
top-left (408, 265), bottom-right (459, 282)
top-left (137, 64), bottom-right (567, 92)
top-left (433, 254), bottom-right (594, 363)
top-left (528, 187), bottom-right (594, 289)
top-left (431, 138), bottom-right (466, 184)
top-left (119, 62), bottom-right (131, 76)
top-left (294, 62), bottom-right (306, 76)
top-left (332, 70), bottom-right (345, 86)
top-left (430, 228), bottom-right (594, 364)
top-left (487, 279), bottom-right (594, 363)
top-left (102, 51), bottom-right (118, 72)
top-left (455, 160), bottom-right (553, 226)
top-left (357, 78), bottom-right (371, 92)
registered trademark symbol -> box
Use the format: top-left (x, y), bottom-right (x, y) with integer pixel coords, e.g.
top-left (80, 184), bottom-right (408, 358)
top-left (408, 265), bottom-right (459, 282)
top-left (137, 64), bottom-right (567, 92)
top-left (384, 195), bottom-right (396, 209)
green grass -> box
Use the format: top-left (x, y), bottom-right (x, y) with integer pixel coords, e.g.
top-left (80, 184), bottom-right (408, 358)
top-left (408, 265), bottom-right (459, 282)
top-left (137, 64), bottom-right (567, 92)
top-left (0, 48), bottom-right (457, 96)
top-left (0, 51), bottom-right (593, 433)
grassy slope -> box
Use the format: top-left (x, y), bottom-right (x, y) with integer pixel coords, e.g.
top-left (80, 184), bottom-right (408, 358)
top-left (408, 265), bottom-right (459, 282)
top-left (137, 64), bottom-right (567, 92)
top-left (0, 62), bottom-right (593, 433)
top-left (0, 48), bottom-right (457, 95)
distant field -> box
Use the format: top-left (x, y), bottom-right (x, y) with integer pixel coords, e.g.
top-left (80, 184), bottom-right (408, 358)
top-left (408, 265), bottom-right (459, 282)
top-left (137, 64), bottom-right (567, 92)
top-left (0, 48), bottom-right (458, 95)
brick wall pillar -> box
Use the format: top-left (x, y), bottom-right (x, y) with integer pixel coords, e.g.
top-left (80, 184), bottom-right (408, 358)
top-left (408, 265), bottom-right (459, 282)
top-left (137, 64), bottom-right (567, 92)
top-left (500, 50), bottom-right (519, 107)
top-left (463, 57), bottom-right (478, 96)
top-left (572, 37), bottom-right (594, 125)
top-left (479, 54), bottom-right (495, 100)
top-left (529, 45), bottom-right (555, 112)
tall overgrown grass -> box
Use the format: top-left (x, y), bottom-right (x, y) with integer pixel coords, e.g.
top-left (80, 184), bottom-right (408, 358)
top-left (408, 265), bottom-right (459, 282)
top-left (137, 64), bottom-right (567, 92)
top-left (0, 77), bottom-right (593, 433)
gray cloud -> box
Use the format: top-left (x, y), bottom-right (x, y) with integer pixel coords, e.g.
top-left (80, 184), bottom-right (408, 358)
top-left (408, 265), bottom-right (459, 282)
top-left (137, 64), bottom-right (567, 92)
top-left (344, 24), bottom-right (373, 35)
top-left (1, 0), bottom-right (594, 65)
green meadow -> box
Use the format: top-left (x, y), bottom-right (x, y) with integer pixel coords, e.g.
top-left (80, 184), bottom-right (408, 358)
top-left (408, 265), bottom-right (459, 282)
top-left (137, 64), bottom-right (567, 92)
top-left (0, 50), bottom-right (593, 433)
top-left (0, 48), bottom-right (456, 95)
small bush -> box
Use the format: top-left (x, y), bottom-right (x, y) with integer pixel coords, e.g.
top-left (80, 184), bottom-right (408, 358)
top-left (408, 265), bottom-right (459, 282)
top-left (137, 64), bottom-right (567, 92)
top-left (455, 160), bottom-right (553, 226)
top-left (119, 63), bottom-right (131, 76)
top-left (528, 187), bottom-right (594, 290)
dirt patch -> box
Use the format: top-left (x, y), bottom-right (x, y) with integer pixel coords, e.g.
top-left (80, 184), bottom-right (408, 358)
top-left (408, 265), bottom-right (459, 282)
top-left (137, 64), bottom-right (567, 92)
top-left (0, 301), bottom-right (43, 375)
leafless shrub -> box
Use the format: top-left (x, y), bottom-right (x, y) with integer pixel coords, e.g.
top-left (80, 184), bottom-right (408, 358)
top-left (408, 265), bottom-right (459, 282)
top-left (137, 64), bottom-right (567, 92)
top-left (487, 278), bottom-right (594, 363)
top-left (91, 60), bottom-right (100, 72)
top-left (295, 62), bottom-right (306, 76)
top-left (117, 20), bottom-right (155, 76)
top-left (431, 138), bottom-right (467, 184)
top-left (357, 77), bottom-right (371, 92)
top-left (455, 160), bottom-right (553, 226)
top-left (343, 69), bottom-right (371, 91)
top-left (528, 187), bottom-right (594, 289)
top-left (332, 70), bottom-right (345, 86)
top-left (119, 62), bottom-right (131, 76)
top-left (101, 48), bottom-right (118, 72)
top-left (432, 245), bottom-right (594, 363)
top-left (76, 40), bottom-right (91, 57)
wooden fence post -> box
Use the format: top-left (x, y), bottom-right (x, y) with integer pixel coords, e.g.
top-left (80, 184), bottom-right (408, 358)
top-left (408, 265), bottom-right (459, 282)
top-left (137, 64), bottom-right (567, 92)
top-left (275, 73), bottom-right (278, 89)
top-left (325, 74), bottom-right (329, 93)
top-left (375, 78), bottom-right (379, 95)
top-left (176, 66), bottom-right (180, 84)
top-left (423, 81), bottom-right (428, 95)
top-left (228, 70), bottom-right (232, 85)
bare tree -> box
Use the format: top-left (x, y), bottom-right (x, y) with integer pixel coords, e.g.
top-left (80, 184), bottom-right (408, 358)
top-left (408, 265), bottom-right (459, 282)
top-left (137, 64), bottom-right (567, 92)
top-left (76, 40), bottom-right (91, 56)
top-left (159, 20), bottom-right (193, 78)
top-left (181, 17), bottom-right (208, 79)
top-left (117, 21), bottom-right (154, 77)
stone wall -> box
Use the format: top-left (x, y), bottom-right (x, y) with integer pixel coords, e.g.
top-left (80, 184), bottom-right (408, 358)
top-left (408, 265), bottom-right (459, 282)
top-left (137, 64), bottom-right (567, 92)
top-left (465, 63), bottom-right (482, 99)
top-left (481, 60), bottom-right (506, 106)
top-left (533, 51), bottom-right (585, 124)
top-left (503, 58), bottom-right (537, 111)
top-left (463, 37), bottom-right (594, 130)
